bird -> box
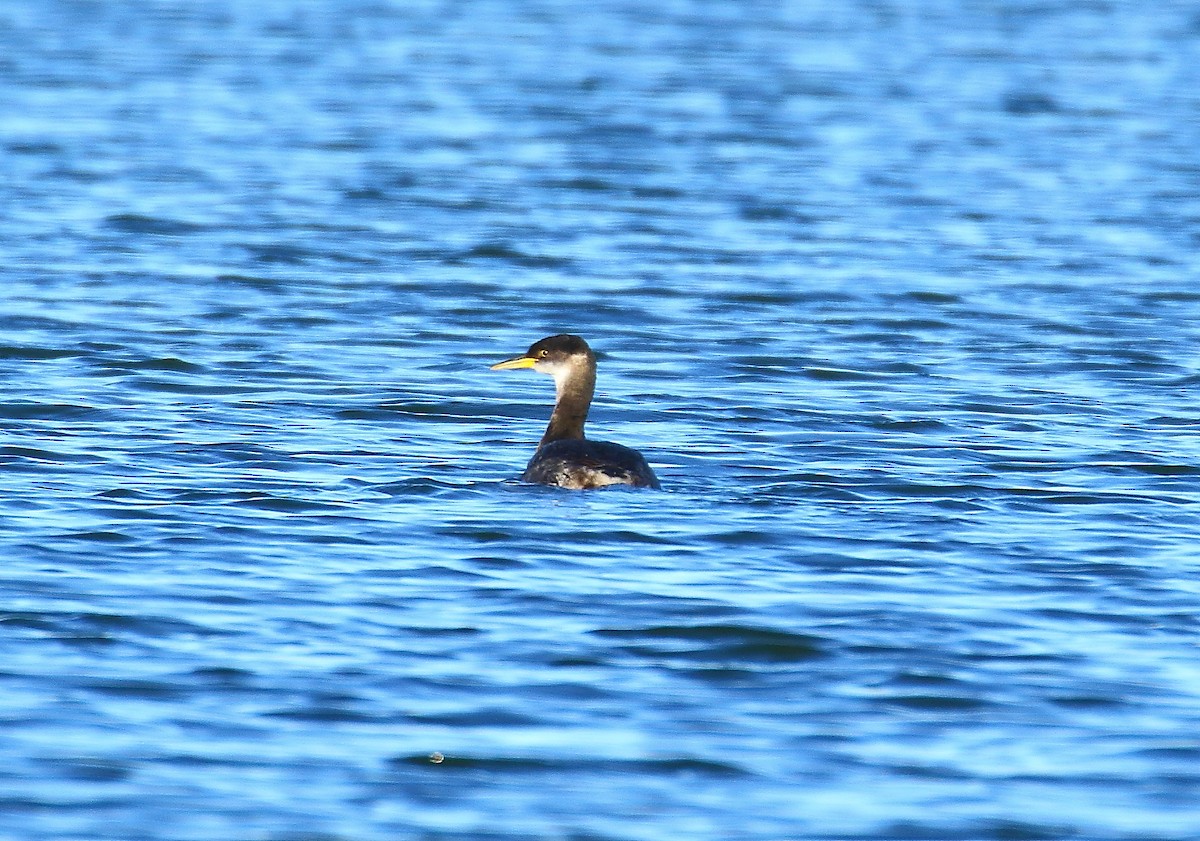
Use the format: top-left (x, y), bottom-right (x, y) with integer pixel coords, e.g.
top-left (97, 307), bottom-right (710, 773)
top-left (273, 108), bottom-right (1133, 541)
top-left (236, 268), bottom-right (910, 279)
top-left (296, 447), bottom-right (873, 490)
top-left (490, 334), bottom-right (660, 490)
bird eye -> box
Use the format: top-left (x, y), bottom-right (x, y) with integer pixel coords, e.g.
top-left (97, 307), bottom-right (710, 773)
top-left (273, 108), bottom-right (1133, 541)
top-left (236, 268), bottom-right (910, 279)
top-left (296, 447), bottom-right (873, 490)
top-left (538, 349), bottom-right (549, 358)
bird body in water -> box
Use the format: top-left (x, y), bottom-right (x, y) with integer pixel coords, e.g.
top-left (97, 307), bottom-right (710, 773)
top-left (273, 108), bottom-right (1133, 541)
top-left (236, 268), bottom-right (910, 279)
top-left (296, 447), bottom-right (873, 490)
top-left (490, 334), bottom-right (660, 490)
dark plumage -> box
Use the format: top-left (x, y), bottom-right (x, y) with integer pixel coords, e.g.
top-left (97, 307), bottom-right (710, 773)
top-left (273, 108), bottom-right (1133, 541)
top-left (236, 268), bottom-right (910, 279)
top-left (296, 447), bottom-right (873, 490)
top-left (490, 334), bottom-right (660, 490)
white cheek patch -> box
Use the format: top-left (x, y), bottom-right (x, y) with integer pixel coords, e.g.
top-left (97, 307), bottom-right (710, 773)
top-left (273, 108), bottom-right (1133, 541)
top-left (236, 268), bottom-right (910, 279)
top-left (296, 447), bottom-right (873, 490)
top-left (537, 359), bottom-right (584, 397)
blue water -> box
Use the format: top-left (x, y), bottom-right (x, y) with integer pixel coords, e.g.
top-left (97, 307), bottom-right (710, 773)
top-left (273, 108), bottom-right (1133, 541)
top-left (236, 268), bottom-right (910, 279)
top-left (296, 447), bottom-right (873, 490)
top-left (4, 1), bottom-right (1200, 839)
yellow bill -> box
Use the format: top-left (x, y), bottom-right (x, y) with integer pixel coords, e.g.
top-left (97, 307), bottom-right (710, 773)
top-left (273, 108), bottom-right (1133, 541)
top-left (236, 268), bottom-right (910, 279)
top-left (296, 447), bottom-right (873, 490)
top-left (490, 355), bottom-right (537, 371)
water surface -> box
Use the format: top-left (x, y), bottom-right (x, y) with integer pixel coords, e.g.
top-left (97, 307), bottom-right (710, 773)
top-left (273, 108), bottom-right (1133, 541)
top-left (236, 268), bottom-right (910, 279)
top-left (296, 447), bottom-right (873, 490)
top-left (3, 1), bottom-right (1200, 839)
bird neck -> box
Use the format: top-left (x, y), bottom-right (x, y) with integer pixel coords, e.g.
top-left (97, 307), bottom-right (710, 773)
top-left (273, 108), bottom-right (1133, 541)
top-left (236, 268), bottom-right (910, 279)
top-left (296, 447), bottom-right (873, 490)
top-left (540, 357), bottom-right (595, 445)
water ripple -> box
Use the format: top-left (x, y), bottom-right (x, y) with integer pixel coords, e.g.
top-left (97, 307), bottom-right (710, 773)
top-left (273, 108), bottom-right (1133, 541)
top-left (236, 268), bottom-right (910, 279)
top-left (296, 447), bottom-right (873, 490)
top-left (3, 1), bottom-right (1200, 839)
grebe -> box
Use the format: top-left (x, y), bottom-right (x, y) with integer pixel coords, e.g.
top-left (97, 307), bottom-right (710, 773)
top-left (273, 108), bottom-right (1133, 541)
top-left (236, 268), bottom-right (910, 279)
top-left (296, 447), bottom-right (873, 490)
top-left (490, 334), bottom-right (660, 490)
